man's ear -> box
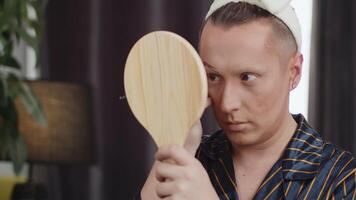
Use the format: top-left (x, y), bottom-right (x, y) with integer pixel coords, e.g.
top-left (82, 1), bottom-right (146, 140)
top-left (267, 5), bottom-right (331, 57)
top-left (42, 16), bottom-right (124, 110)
top-left (289, 52), bottom-right (303, 91)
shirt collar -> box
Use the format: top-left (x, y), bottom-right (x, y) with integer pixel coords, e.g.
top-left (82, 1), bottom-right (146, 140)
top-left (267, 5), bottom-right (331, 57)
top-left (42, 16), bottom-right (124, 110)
top-left (200, 130), bottom-right (230, 161)
top-left (201, 114), bottom-right (324, 181)
top-left (281, 114), bottom-right (323, 180)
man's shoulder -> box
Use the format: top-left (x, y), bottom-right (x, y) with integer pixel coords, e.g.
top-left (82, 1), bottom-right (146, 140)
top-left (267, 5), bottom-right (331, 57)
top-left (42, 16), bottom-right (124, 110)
top-left (316, 142), bottom-right (356, 197)
top-left (322, 142), bottom-right (355, 166)
top-left (292, 114), bottom-right (356, 178)
top-left (321, 142), bottom-right (356, 180)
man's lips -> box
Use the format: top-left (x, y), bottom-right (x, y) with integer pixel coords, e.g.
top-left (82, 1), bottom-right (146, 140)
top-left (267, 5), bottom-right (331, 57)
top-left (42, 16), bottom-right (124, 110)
top-left (225, 122), bottom-right (249, 132)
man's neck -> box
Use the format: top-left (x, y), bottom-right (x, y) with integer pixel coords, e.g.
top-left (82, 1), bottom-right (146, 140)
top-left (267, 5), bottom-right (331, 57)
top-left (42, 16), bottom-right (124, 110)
top-left (232, 113), bottom-right (297, 169)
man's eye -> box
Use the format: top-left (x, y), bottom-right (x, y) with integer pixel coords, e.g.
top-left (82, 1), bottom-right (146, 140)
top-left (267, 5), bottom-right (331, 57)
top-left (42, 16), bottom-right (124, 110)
top-left (207, 73), bottom-right (220, 82)
top-left (241, 73), bottom-right (257, 82)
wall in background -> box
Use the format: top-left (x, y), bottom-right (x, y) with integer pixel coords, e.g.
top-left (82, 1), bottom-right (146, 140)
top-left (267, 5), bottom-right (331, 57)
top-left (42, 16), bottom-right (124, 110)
top-left (289, 0), bottom-right (314, 118)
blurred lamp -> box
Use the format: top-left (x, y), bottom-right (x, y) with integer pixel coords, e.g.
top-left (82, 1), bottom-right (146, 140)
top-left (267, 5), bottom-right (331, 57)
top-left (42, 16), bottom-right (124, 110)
top-left (17, 81), bottom-right (93, 164)
top-left (12, 81), bottom-right (94, 200)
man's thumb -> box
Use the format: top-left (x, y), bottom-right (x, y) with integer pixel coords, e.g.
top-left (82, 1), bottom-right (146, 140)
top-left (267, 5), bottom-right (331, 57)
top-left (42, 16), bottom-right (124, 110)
top-left (183, 98), bottom-right (211, 155)
top-left (183, 120), bottom-right (203, 155)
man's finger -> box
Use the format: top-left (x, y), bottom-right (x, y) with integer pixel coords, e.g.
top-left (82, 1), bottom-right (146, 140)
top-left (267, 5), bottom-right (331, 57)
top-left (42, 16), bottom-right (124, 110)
top-left (155, 161), bottom-right (183, 181)
top-left (155, 145), bottom-right (194, 166)
top-left (156, 181), bottom-right (175, 198)
top-left (184, 120), bottom-right (202, 154)
top-left (206, 97), bottom-right (212, 108)
top-left (183, 97), bottom-right (210, 155)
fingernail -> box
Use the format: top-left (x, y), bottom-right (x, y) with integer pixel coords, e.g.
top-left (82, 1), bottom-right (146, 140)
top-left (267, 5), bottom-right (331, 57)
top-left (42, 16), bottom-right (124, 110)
top-left (206, 98), bottom-right (212, 108)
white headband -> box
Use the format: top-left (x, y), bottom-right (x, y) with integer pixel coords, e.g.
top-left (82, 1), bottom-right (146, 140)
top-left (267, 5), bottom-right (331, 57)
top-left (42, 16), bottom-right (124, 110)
top-left (205, 0), bottom-right (302, 51)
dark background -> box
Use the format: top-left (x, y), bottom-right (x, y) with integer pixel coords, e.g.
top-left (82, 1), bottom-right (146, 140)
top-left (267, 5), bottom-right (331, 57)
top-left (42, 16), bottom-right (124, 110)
top-left (35, 0), bottom-right (356, 199)
top-left (42, 0), bottom-right (216, 199)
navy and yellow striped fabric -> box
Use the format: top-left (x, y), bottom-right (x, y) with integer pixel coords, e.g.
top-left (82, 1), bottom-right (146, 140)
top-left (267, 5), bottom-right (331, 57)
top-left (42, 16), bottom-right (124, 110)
top-left (196, 114), bottom-right (356, 200)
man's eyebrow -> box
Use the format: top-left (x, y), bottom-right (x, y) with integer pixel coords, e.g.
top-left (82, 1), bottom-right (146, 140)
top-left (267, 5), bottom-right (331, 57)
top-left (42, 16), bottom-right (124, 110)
top-left (203, 61), bottom-right (216, 69)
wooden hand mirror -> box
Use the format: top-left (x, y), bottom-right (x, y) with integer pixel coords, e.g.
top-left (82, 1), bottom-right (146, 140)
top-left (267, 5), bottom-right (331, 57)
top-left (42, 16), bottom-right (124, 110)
top-left (124, 31), bottom-right (207, 147)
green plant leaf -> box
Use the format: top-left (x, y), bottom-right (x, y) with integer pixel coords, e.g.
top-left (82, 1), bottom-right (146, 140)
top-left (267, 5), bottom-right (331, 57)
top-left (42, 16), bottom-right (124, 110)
top-left (8, 134), bottom-right (27, 175)
top-left (29, 19), bottom-right (40, 30)
top-left (0, 12), bottom-right (7, 32)
top-left (4, 0), bottom-right (17, 24)
top-left (28, 19), bottom-right (41, 37)
top-left (8, 75), bottom-right (47, 127)
top-left (19, 0), bottom-right (27, 19)
top-left (2, 99), bottom-right (19, 138)
top-left (0, 98), bottom-right (26, 175)
top-left (7, 75), bottom-right (22, 99)
top-left (0, 55), bottom-right (21, 69)
top-left (0, 92), bottom-right (25, 168)
top-left (15, 0), bottom-right (21, 25)
top-left (16, 28), bottom-right (37, 49)
top-left (0, 102), bottom-right (27, 175)
top-left (0, 141), bottom-right (10, 160)
top-left (0, 125), bottom-right (10, 159)
top-left (1, 31), bottom-right (11, 42)
top-left (0, 0), bottom-right (45, 176)
top-left (0, 34), bottom-right (7, 55)
top-left (2, 34), bottom-right (13, 56)
top-left (19, 83), bottom-right (47, 127)
top-left (0, 74), bottom-right (8, 106)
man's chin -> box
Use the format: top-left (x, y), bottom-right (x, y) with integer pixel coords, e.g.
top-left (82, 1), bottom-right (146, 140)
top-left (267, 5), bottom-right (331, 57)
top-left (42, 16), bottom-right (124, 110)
top-left (223, 129), bottom-right (260, 147)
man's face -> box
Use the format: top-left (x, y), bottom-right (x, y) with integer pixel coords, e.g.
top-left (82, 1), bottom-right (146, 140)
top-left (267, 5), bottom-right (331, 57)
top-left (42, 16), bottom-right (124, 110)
top-left (199, 20), bottom-right (299, 147)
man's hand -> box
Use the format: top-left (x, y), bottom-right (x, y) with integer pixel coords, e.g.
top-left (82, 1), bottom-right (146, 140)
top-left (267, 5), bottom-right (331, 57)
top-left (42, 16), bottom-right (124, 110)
top-left (183, 97), bottom-right (211, 155)
top-left (183, 119), bottom-right (204, 155)
top-left (154, 145), bottom-right (219, 199)
top-left (141, 98), bottom-right (215, 199)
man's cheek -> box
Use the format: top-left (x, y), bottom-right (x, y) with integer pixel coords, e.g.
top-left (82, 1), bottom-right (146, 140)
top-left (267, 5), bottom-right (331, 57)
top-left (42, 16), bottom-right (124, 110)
top-left (208, 96), bottom-right (218, 112)
top-left (208, 87), bottom-right (222, 102)
top-left (207, 93), bottom-right (222, 116)
top-left (211, 101), bottom-right (225, 123)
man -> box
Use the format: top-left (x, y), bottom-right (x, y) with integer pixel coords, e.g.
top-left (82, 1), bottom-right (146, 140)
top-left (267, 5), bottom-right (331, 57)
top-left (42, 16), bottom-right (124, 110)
top-left (140, 0), bottom-right (356, 199)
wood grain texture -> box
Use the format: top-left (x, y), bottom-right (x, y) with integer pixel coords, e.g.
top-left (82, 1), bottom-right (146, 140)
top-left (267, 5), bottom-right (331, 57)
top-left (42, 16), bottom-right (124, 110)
top-left (124, 31), bottom-right (207, 147)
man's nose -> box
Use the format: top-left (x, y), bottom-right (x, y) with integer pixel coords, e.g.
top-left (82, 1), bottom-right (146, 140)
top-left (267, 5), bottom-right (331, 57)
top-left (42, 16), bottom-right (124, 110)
top-left (220, 82), bottom-right (242, 113)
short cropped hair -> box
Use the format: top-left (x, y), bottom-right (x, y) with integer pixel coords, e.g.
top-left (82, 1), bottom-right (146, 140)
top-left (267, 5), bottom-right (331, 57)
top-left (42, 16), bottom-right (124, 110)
top-left (202, 2), bottom-right (297, 56)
